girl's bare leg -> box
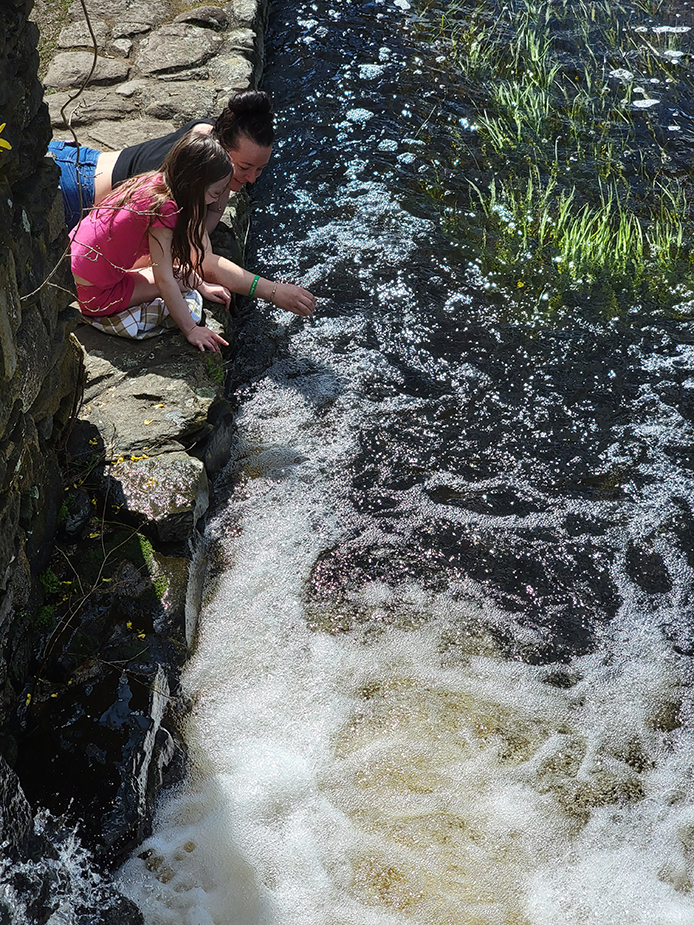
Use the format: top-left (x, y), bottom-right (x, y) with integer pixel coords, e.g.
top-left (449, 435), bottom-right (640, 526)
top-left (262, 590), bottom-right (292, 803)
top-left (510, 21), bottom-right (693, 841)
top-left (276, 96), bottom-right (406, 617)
top-left (127, 267), bottom-right (193, 307)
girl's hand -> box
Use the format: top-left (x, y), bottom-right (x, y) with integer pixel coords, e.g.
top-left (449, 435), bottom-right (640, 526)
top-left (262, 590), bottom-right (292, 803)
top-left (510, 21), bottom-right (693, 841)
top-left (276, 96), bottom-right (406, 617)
top-left (186, 324), bottom-right (229, 353)
top-left (272, 282), bottom-right (316, 318)
top-left (198, 280), bottom-right (232, 312)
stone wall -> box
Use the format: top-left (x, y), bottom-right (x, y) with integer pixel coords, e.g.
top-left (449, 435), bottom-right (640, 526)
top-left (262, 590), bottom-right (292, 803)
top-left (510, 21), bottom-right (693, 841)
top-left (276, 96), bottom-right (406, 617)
top-left (0, 2), bottom-right (270, 912)
top-left (0, 0), bottom-right (82, 761)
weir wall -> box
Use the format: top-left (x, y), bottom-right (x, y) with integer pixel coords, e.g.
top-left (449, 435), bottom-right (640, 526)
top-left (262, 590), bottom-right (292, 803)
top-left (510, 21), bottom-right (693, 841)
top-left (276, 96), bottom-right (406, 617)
top-left (0, 0), bottom-right (269, 887)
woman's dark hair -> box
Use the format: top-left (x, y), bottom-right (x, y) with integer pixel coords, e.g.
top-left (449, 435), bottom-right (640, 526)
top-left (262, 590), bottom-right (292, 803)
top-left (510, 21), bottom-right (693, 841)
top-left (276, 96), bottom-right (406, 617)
top-left (100, 132), bottom-right (231, 281)
top-left (213, 90), bottom-right (275, 150)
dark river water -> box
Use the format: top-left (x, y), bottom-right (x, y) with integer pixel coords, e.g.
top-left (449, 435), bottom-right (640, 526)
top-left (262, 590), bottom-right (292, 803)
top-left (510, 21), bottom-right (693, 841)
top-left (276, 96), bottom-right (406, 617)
top-left (107, 1), bottom-right (694, 922)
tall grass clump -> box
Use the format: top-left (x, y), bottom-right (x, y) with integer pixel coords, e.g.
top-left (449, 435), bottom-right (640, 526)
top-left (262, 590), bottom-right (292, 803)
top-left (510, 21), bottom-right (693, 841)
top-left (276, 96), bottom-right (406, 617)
top-left (413, 0), bottom-right (694, 319)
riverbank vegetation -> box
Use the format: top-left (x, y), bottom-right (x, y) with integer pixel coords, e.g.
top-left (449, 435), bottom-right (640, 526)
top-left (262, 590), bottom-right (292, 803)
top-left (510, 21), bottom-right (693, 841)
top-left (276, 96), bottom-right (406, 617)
top-left (414, 0), bottom-right (694, 319)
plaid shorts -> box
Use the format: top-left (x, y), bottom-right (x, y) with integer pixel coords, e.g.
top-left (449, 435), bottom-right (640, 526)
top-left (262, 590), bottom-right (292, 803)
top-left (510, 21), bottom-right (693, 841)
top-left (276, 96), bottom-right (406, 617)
top-left (81, 289), bottom-right (203, 340)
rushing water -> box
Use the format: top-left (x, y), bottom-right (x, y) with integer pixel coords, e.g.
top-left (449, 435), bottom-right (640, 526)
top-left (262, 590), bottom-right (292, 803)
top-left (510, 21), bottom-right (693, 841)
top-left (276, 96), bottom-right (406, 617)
top-left (116, 1), bottom-right (694, 922)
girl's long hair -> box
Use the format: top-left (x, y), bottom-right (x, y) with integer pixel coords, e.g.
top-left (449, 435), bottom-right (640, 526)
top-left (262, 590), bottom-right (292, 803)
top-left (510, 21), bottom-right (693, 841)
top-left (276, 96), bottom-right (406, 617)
top-left (98, 133), bottom-right (232, 281)
top-left (213, 90), bottom-right (274, 150)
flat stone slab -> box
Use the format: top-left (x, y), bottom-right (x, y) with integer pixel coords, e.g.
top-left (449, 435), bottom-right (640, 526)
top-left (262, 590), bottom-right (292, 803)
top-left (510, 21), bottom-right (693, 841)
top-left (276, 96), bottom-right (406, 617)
top-left (51, 117), bottom-right (177, 150)
top-left (74, 314), bottom-right (228, 461)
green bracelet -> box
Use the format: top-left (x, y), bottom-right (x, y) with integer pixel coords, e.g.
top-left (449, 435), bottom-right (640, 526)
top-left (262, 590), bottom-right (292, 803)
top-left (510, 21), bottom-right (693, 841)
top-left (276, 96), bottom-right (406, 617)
top-left (249, 274), bottom-right (260, 298)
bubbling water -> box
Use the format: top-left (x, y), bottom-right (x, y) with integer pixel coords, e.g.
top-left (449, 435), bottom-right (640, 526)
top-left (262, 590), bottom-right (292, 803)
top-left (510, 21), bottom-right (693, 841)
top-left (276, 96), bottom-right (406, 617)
top-left (116, 361), bottom-right (694, 924)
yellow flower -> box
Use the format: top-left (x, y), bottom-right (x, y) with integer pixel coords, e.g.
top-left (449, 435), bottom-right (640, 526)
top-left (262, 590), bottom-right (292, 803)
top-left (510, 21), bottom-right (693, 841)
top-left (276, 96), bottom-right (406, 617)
top-left (0, 124), bottom-right (11, 151)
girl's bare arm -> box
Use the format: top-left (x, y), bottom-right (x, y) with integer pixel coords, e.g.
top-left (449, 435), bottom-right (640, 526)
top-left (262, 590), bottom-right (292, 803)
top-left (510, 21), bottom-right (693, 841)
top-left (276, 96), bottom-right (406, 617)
top-left (149, 227), bottom-right (229, 353)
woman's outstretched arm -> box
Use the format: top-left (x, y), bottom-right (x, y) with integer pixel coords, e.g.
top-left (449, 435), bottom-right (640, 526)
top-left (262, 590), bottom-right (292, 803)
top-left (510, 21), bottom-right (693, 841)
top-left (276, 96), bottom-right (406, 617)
top-left (202, 244), bottom-right (316, 317)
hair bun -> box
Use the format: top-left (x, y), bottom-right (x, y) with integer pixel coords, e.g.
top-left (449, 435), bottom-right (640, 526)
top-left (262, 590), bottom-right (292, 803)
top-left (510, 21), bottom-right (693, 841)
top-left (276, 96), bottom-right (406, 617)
top-left (215, 90), bottom-right (275, 148)
top-left (227, 90), bottom-right (273, 116)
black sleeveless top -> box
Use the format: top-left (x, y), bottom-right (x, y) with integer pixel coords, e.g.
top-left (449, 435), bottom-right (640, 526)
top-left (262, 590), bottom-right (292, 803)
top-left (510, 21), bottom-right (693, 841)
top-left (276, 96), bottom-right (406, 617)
top-left (111, 119), bottom-right (215, 185)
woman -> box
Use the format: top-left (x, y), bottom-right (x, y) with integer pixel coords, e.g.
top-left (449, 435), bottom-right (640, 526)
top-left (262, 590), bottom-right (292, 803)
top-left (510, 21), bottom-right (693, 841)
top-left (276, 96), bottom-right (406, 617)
top-left (51, 91), bottom-right (316, 317)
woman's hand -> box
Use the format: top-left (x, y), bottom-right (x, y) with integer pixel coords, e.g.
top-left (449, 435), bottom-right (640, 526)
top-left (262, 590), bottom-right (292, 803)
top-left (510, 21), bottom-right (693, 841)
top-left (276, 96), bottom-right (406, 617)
top-left (198, 279), bottom-right (232, 311)
top-left (185, 323), bottom-right (229, 353)
top-left (272, 282), bottom-right (316, 317)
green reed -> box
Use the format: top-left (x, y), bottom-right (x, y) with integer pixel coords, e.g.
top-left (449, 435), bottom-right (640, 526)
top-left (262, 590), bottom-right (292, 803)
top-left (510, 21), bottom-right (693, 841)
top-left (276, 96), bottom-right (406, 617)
top-left (417, 0), bottom-right (694, 318)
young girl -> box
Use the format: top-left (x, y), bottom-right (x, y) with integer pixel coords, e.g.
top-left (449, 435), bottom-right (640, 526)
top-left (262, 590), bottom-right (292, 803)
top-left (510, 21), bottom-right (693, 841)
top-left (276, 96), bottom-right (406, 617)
top-left (70, 133), bottom-right (232, 352)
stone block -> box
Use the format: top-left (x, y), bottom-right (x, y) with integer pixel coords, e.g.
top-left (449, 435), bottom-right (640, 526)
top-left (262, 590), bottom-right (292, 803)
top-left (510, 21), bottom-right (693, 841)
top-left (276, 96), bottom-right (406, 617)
top-left (68, 0), bottom-right (172, 25)
top-left (109, 451), bottom-right (209, 542)
top-left (0, 254), bottom-right (20, 382)
top-left (155, 68), bottom-right (210, 83)
top-left (58, 20), bottom-right (110, 49)
top-left (22, 443), bottom-right (65, 571)
top-left (15, 306), bottom-right (51, 413)
top-left (173, 6), bottom-right (231, 30)
top-left (111, 21), bottom-right (157, 38)
top-left (0, 543), bottom-right (29, 667)
top-left (46, 180), bottom-right (69, 244)
top-left (142, 84), bottom-right (215, 122)
top-left (48, 89), bottom-right (138, 128)
top-left (52, 118), bottom-right (176, 152)
top-left (73, 318), bottom-right (228, 460)
top-left (224, 0), bottom-right (262, 27)
top-left (109, 38), bottom-right (133, 58)
top-left (209, 53), bottom-right (254, 91)
top-left (0, 399), bottom-right (20, 469)
top-left (198, 396), bottom-right (235, 473)
top-left (224, 27), bottom-right (256, 51)
top-left (0, 493), bottom-right (21, 594)
top-left (44, 53), bottom-right (130, 90)
top-left (0, 755), bottom-right (33, 859)
top-left (29, 310), bottom-right (82, 424)
top-left (136, 24), bottom-right (224, 76)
